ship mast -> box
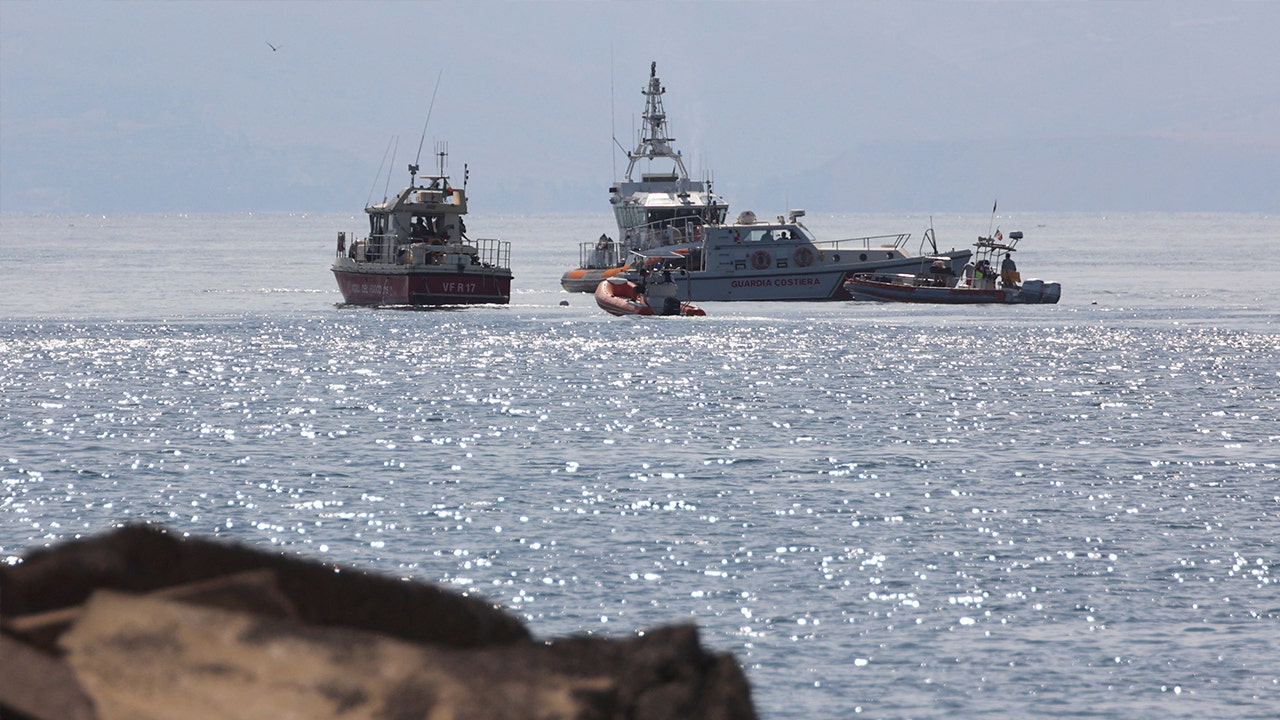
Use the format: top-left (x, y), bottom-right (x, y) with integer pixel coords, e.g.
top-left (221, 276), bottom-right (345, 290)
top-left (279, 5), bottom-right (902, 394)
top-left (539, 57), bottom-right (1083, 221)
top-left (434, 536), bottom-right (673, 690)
top-left (623, 61), bottom-right (689, 183)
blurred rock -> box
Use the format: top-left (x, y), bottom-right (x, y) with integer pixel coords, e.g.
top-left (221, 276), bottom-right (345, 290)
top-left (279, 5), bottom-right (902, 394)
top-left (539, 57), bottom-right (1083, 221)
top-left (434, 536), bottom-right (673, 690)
top-left (1, 523), bottom-right (527, 650)
top-left (0, 525), bottom-right (756, 720)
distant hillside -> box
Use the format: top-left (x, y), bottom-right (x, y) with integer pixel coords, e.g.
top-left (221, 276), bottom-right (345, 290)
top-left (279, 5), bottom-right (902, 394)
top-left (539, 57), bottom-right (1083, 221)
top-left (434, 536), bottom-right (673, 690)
top-left (725, 136), bottom-right (1279, 213)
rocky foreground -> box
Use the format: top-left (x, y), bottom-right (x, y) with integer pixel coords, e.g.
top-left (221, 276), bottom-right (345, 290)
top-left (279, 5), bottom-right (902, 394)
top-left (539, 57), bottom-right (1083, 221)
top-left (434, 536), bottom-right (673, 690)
top-left (0, 525), bottom-right (756, 720)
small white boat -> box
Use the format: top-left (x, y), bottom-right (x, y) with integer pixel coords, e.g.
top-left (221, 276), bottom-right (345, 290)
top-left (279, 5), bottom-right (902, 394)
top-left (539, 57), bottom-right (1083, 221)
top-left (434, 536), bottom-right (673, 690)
top-left (845, 231), bottom-right (1061, 304)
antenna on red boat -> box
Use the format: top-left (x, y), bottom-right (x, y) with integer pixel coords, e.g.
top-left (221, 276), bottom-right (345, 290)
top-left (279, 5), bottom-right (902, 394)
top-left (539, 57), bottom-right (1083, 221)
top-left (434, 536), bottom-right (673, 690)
top-left (368, 135), bottom-right (396, 207)
top-left (414, 69), bottom-right (445, 172)
top-left (434, 141), bottom-right (448, 178)
top-left (382, 136), bottom-right (399, 203)
top-left (610, 46), bottom-right (617, 180)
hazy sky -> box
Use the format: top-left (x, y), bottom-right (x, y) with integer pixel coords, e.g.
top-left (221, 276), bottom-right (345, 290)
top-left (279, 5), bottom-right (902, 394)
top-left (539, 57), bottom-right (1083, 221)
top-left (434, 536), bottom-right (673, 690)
top-left (2, 0), bottom-right (1277, 214)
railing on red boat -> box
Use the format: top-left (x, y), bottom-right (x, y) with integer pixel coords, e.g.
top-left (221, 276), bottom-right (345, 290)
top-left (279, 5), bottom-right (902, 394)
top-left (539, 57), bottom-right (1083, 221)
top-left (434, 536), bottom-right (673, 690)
top-left (337, 234), bottom-right (510, 270)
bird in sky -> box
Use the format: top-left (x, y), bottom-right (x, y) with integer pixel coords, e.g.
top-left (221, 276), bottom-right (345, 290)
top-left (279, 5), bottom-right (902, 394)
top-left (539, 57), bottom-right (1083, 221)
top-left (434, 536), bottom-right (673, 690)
top-left (266, 41), bottom-right (280, 52)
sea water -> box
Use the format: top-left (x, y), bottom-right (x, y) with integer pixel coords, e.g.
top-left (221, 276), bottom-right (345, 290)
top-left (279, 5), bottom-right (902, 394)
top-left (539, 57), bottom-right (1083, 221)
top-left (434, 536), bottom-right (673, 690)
top-left (1, 210), bottom-right (1277, 718)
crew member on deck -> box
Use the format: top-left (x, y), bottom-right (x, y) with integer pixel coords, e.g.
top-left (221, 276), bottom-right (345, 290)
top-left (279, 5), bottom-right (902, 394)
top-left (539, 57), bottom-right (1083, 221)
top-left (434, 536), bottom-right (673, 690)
top-left (929, 260), bottom-right (955, 286)
top-left (1001, 252), bottom-right (1020, 288)
top-left (974, 259), bottom-right (992, 288)
top-left (593, 234), bottom-right (611, 267)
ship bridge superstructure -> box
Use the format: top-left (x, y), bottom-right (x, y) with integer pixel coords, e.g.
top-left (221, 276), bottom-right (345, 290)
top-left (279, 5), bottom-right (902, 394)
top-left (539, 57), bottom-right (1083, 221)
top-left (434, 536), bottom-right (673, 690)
top-left (609, 62), bottom-right (728, 254)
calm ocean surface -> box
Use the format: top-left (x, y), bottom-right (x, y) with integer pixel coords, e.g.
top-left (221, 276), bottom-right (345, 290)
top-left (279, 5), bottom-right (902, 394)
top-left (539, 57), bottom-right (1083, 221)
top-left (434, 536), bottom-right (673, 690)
top-left (2, 210), bottom-right (1277, 718)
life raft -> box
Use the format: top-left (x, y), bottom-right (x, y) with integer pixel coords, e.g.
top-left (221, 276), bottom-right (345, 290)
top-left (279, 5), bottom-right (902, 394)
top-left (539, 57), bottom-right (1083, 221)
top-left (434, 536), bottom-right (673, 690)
top-left (594, 277), bottom-right (706, 317)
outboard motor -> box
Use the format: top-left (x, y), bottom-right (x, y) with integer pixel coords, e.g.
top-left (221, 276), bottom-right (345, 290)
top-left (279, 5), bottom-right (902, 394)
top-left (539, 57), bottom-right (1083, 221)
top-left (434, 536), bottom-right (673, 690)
top-left (645, 278), bottom-right (681, 314)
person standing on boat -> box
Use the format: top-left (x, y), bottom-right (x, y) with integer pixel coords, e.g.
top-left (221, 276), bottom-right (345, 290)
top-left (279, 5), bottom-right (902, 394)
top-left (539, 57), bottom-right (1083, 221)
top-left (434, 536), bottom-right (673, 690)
top-left (593, 234), bottom-right (611, 267)
top-left (974, 259), bottom-right (991, 288)
top-left (1001, 252), bottom-right (1020, 288)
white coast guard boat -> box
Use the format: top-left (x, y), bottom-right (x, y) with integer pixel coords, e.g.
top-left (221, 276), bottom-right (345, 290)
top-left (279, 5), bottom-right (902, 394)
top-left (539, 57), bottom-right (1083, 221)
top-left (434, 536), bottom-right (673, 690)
top-left (560, 62), bottom-right (729, 293)
top-left (620, 209), bottom-right (971, 302)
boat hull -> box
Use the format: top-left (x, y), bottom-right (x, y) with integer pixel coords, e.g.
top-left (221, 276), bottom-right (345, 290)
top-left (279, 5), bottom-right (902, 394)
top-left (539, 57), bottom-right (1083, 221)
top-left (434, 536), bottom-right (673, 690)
top-left (566, 251), bottom-right (972, 300)
top-left (674, 267), bottom-right (852, 301)
top-left (594, 279), bottom-right (705, 317)
top-left (560, 265), bottom-right (631, 293)
top-left (333, 266), bottom-right (512, 306)
top-left (671, 251), bottom-right (970, 301)
top-left (846, 276), bottom-right (1061, 304)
